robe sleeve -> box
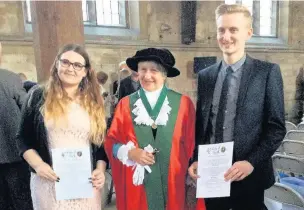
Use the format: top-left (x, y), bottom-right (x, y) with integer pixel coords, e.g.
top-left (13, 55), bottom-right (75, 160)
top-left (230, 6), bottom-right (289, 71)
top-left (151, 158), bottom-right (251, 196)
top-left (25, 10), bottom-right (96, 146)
top-left (112, 143), bottom-right (123, 158)
top-left (181, 96), bottom-right (206, 210)
top-left (183, 96), bottom-right (196, 160)
top-left (105, 98), bottom-right (128, 162)
top-left (105, 99), bottom-right (126, 147)
top-left (105, 98), bottom-right (127, 210)
top-left (105, 97), bottom-right (147, 210)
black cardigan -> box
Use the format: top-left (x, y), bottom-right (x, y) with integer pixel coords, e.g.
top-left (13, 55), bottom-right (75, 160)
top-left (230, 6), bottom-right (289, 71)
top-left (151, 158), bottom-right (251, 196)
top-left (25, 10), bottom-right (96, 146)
top-left (16, 87), bottom-right (108, 173)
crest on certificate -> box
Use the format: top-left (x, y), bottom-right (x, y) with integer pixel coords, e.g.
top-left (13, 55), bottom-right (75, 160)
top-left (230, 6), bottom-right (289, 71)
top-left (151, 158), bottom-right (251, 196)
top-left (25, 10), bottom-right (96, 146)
top-left (59, 150), bottom-right (84, 161)
top-left (221, 146), bottom-right (226, 153)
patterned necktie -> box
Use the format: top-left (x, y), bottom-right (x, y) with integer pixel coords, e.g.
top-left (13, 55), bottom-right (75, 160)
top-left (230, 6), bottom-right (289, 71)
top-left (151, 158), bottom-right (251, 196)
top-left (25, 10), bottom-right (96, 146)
top-left (215, 66), bottom-right (233, 143)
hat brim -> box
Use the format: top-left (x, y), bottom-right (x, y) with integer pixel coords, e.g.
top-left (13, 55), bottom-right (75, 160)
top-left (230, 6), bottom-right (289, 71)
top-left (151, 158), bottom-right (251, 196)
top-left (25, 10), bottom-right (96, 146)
top-left (126, 55), bottom-right (180, 77)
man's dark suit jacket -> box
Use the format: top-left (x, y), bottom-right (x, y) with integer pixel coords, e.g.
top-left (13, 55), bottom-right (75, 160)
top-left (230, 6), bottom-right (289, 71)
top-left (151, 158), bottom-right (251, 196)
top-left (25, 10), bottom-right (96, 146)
top-left (0, 69), bottom-right (27, 164)
top-left (118, 75), bottom-right (140, 101)
top-left (194, 55), bottom-right (286, 195)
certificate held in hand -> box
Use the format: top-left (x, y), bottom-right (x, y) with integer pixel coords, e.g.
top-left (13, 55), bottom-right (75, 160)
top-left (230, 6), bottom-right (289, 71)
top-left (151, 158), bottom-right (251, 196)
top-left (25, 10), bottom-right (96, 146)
top-left (52, 147), bottom-right (93, 201)
top-left (196, 142), bottom-right (234, 198)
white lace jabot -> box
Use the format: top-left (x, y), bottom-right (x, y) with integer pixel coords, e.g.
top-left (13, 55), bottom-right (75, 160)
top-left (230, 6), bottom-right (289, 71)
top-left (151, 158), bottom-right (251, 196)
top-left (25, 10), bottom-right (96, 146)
top-left (132, 86), bottom-right (171, 127)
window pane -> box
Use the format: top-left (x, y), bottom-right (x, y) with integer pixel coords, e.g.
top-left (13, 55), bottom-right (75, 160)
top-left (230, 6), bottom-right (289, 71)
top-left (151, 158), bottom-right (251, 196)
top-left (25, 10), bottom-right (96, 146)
top-left (104, 12), bottom-right (112, 25)
top-left (25, 0), bottom-right (31, 22)
top-left (111, 0), bottom-right (119, 14)
top-left (103, 0), bottom-right (111, 14)
top-left (96, 0), bottom-right (126, 26)
top-left (82, 0), bottom-right (88, 22)
top-left (111, 0), bottom-right (119, 25)
top-left (103, 0), bottom-right (112, 25)
top-left (112, 14), bottom-right (120, 25)
top-left (260, 0), bottom-right (271, 35)
top-left (96, 0), bottom-right (104, 25)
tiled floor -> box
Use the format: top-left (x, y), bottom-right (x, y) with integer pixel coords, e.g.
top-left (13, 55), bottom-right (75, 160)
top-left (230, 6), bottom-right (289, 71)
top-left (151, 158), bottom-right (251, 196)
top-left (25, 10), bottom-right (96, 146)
top-left (104, 202), bottom-right (116, 210)
top-left (103, 171), bottom-right (117, 210)
top-left (104, 195), bottom-right (116, 210)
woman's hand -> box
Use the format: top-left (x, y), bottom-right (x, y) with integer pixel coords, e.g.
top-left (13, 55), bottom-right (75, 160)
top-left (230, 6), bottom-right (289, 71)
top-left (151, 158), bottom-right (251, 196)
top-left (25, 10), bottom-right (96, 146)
top-left (23, 149), bottom-right (59, 182)
top-left (34, 162), bottom-right (59, 182)
top-left (128, 148), bottom-right (155, 166)
top-left (90, 169), bottom-right (106, 190)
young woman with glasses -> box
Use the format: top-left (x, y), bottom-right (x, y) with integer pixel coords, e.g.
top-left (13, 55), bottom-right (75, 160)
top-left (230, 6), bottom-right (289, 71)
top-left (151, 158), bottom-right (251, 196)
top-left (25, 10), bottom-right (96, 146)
top-left (16, 44), bottom-right (108, 210)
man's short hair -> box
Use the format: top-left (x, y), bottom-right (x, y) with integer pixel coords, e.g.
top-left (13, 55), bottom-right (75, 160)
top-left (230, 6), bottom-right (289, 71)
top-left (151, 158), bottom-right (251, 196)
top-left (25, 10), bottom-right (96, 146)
top-left (18, 72), bottom-right (27, 81)
top-left (119, 61), bottom-right (127, 69)
top-left (120, 68), bottom-right (131, 79)
top-left (96, 71), bottom-right (108, 85)
top-left (215, 4), bottom-right (252, 28)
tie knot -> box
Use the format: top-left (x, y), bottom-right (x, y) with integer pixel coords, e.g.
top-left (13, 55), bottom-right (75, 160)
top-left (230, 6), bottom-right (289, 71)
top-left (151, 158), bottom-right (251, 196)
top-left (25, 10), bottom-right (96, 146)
top-left (226, 66), bottom-right (233, 74)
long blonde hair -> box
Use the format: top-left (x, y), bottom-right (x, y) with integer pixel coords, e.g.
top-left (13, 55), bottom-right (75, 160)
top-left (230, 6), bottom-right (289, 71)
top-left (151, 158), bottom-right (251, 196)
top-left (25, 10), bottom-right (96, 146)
top-left (42, 44), bottom-right (106, 146)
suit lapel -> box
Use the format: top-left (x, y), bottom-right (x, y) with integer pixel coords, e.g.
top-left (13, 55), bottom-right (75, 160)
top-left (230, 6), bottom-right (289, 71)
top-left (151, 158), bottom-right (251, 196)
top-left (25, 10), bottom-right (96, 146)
top-left (202, 61), bottom-right (221, 135)
top-left (236, 55), bottom-right (255, 108)
top-left (204, 61), bottom-right (222, 105)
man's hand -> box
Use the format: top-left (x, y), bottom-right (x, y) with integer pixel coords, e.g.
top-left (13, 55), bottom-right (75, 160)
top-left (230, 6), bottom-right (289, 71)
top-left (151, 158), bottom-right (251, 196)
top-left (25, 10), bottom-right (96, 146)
top-left (224, 160), bottom-right (254, 182)
top-left (188, 161), bottom-right (200, 179)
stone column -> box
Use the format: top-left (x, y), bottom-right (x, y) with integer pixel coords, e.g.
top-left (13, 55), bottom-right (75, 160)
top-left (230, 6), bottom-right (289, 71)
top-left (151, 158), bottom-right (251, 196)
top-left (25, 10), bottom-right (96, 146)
top-left (31, 1), bottom-right (85, 82)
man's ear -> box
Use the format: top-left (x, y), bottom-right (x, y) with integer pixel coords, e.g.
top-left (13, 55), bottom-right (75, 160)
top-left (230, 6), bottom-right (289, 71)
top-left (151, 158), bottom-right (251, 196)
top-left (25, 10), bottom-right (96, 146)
top-left (246, 27), bottom-right (253, 41)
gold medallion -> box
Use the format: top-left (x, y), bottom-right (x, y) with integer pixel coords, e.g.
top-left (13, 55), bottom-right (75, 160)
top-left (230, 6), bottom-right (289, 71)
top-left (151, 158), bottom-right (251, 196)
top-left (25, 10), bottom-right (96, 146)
top-left (152, 123), bottom-right (157, 129)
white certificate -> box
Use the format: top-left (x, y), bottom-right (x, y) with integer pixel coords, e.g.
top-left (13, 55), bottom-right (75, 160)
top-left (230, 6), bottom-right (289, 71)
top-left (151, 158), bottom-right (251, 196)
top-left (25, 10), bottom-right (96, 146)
top-left (196, 142), bottom-right (234, 198)
top-left (52, 147), bottom-right (93, 200)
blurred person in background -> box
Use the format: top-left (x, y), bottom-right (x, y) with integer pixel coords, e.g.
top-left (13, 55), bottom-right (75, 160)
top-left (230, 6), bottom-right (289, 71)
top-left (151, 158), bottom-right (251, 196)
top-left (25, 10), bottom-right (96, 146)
top-left (18, 72), bottom-right (37, 92)
top-left (0, 42), bottom-right (33, 210)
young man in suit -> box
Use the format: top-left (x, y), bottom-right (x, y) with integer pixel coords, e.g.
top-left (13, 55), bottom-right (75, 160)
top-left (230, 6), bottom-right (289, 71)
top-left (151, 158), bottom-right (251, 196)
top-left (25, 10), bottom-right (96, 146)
top-left (188, 4), bottom-right (286, 210)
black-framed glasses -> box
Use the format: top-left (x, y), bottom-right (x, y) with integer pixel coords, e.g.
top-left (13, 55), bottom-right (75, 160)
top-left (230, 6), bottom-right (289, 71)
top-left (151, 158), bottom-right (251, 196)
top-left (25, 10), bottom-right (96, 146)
top-left (59, 59), bottom-right (85, 71)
